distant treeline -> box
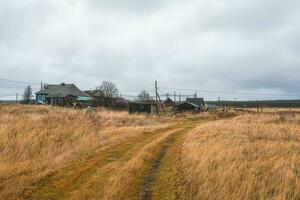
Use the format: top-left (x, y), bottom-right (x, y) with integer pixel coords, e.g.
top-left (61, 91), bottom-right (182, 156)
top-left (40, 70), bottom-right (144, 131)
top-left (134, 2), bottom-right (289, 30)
top-left (206, 100), bottom-right (300, 108)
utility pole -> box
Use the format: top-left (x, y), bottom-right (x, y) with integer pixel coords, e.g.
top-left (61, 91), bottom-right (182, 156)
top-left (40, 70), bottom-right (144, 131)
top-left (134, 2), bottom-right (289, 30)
top-left (155, 80), bottom-right (158, 103)
top-left (155, 81), bottom-right (166, 114)
top-left (174, 91), bottom-right (176, 102)
top-left (218, 97), bottom-right (221, 109)
top-left (157, 92), bottom-right (166, 114)
top-left (41, 81), bottom-right (43, 91)
top-left (194, 92), bottom-right (197, 98)
top-left (16, 93), bottom-right (18, 103)
top-left (179, 93), bottom-right (181, 102)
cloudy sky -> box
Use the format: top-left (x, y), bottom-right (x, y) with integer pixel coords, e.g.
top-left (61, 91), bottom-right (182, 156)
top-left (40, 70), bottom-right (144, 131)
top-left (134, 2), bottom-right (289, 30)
top-left (0, 0), bottom-right (300, 100)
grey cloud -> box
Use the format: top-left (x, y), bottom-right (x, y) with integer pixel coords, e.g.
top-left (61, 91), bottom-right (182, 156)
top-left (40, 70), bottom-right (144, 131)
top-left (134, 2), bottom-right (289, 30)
top-left (0, 0), bottom-right (300, 100)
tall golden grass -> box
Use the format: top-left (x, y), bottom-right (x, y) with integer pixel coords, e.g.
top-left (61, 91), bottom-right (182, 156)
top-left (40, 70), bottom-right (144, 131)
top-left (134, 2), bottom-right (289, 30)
top-left (179, 112), bottom-right (300, 200)
top-left (2, 104), bottom-right (300, 200)
top-left (0, 104), bottom-right (168, 199)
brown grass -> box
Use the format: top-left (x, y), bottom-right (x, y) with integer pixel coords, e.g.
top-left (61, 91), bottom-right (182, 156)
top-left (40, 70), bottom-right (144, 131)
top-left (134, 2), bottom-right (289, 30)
top-left (0, 104), bottom-right (170, 199)
top-left (178, 112), bottom-right (300, 200)
top-left (1, 104), bottom-right (300, 200)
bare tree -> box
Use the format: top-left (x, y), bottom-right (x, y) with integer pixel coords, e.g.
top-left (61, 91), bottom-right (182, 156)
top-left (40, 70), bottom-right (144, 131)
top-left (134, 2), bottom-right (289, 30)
top-left (136, 90), bottom-right (152, 102)
top-left (94, 81), bottom-right (119, 107)
top-left (96, 81), bottom-right (119, 98)
top-left (23, 85), bottom-right (33, 104)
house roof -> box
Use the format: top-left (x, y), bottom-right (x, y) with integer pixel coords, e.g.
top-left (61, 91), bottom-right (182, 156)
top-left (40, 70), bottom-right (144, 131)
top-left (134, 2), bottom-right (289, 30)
top-left (186, 98), bottom-right (205, 106)
top-left (164, 98), bottom-right (175, 104)
top-left (177, 101), bottom-right (200, 108)
top-left (36, 83), bottom-right (90, 98)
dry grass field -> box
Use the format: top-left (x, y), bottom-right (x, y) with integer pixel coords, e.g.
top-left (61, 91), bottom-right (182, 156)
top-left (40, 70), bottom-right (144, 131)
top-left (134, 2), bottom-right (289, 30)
top-left (178, 112), bottom-right (300, 200)
top-left (0, 104), bottom-right (300, 200)
top-left (0, 105), bottom-right (171, 199)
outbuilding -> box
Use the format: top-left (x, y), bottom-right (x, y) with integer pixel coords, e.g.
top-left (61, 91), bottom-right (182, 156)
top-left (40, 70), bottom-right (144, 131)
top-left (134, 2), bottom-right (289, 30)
top-left (186, 98), bottom-right (206, 111)
top-left (177, 102), bottom-right (200, 112)
top-left (163, 97), bottom-right (176, 107)
top-left (128, 101), bottom-right (158, 114)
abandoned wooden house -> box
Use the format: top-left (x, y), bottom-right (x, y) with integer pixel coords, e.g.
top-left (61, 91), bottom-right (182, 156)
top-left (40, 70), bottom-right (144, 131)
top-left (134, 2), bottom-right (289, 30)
top-left (177, 102), bottom-right (201, 112)
top-left (186, 98), bottom-right (206, 111)
top-left (163, 97), bottom-right (176, 107)
top-left (177, 98), bottom-right (206, 112)
top-left (35, 83), bottom-right (91, 106)
top-left (128, 101), bottom-right (158, 114)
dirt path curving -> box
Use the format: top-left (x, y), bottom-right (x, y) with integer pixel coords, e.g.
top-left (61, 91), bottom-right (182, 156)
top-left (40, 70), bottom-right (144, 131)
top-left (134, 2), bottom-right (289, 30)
top-left (21, 118), bottom-right (215, 200)
top-left (21, 125), bottom-right (177, 200)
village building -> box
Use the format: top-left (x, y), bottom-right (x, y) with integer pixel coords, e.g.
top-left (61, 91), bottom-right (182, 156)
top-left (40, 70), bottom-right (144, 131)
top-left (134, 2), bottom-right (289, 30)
top-left (177, 98), bottom-right (206, 112)
top-left (177, 102), bottom-right (200, 112)
top-left (163, 97), bottom-right (176, 107)
top-left (35, 83), bottom-right (91, 106)
top-left (128, 101), bottom-right (158, 114)
top-left (186, 98), bottom-right (206, 110)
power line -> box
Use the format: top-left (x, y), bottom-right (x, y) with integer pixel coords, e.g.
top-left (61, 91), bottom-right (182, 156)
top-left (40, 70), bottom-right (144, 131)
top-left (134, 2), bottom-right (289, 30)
top-left (0, 94), bottom-right (16, 98)
top-left (0, 85), bottom-right (39, 90)
top-left (121, 94), bottom-right (156, 98)
top-left (120, 94), bottom-right (140, 98)
top-left (119, 90), bottom-right (156, 94)
top-left (158, 86), bottom-right (299, 97)
top-left (83, 89), bottom-right (155, 94)
top-left (0, 78), bottom-right (40, 85)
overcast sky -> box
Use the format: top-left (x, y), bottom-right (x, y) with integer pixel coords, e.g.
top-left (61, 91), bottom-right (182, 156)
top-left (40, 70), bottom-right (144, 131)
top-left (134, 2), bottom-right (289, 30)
top-left (0, 0), bottom-right (300, 100)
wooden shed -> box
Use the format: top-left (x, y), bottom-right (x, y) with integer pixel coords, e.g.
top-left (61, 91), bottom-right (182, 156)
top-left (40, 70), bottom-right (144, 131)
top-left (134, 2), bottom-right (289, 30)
top-left (163, 98), bottom-right (176, 107)
top-left (177, 102), bottom-right (200, 112)
top-left (186, 98), bottom-right (205, 111)
top-left (128, 102), bottom-right (158, 114)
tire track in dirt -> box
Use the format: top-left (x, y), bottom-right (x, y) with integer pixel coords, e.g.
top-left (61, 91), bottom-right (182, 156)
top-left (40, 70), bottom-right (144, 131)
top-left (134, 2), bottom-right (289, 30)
top-left (147, 115), bottom-right (238, 200)
top-left (138, 122), bottom-right (199, 200)
top-left (139, 134), bottom-right (176, 200)
top-left (21, 125), bottom-right (178, 200)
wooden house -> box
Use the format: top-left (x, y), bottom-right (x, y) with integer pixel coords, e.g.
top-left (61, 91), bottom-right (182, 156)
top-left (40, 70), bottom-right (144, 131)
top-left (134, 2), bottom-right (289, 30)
top-left (163, 97), bottom-right (176, 107)
top-left (35, 83), bottom-right (91, 106)
top-left (186, 98), bottom-right (206, 111)
top-left (177, 98), bottom-right (206, 113)
top-left (177, 102), bottom-right (200, 112)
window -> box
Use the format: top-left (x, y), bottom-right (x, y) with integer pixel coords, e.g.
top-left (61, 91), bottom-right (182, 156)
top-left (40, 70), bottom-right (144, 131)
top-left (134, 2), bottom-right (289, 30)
top-left (37, 95), bottom-right (46, 102)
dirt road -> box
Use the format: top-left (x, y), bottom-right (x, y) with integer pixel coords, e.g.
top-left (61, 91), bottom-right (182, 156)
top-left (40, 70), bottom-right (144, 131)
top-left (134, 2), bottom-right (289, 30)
top-left (21, 119), bottom-right (204, 200)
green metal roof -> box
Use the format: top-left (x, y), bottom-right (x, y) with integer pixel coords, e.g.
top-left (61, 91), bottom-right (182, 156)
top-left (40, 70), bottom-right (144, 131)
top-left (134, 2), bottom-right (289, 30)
top-left (36, 83), bottom-right (90, 98)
